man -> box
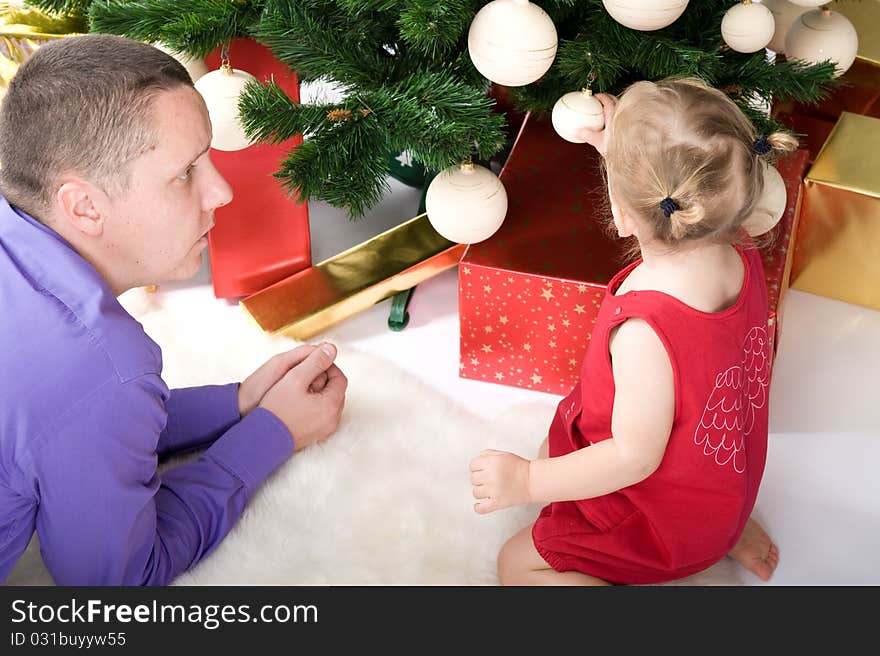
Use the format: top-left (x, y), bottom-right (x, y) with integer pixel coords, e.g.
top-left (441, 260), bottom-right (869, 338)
top-left (0, 34), bottom-right (347, 585)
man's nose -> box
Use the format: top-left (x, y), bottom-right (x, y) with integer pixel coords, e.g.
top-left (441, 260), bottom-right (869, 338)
top-left (205, 165), bottom-right (234, 210)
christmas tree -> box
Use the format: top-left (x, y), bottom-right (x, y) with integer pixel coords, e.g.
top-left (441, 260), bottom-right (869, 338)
top-left (23, 0), bottom-right (839, 219)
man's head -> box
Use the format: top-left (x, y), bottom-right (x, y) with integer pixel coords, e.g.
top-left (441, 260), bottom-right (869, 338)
top-left (0, 33), bottom-right (194, 217)
top-left (0, 34), bottom-right (233, 292)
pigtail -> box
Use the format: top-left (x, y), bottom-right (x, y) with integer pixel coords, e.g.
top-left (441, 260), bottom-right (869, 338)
top-left (740, 130), bottom-right (799, 248)
top-left (666, 201), bottom-right (705, 240)
top-left (756, 131), bottom-right (799, 158)
top-left (660, 179), bottom-right (707, 241)
top-left (605, 77), bottom-right (796, 249)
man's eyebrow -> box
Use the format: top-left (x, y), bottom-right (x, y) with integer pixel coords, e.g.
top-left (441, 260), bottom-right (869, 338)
top-left (180, 143), bottom-right (211, 168)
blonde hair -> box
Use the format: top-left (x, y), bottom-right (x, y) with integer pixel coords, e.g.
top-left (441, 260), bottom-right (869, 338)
top-left (604, 77), bottom-right (798, 248)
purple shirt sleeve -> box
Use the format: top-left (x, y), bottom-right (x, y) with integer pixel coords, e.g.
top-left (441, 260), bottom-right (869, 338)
top-left (30, 375), bottom-right (293, 586)
top-left (158, 384), bottom-right (242, 457)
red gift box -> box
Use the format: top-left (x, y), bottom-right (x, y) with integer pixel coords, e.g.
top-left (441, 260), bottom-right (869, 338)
top-left (458, 115), bottom-right (809, 395)
top-left (762, 149), bottom-right (809, 355)
top-left (773, 58), bottom-right (880, 164)
top-left (204, 39), bottom-right (311, 299)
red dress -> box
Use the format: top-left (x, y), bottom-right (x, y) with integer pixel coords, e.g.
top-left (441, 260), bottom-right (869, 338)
top-left (532, 243), bottom-right (771, 584)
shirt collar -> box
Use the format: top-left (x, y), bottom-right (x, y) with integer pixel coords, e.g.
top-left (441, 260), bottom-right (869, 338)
top-left (0, 194), bottom-right (162, 378)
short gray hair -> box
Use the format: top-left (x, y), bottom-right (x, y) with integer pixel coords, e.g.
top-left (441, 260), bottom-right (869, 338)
top-left (0, 33), bottom-right (193, 218)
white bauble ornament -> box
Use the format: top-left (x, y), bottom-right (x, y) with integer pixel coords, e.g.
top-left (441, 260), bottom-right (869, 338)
top-left (426, 163), bottom-right (508, 244)
top-left (551, 89), bottom-right (605, 143)
top-left (721, 1), bottom-right (775, 53)
top-left (784, 9), bottom-right (858, 77)
top-left (467, 0), bottom-right (558, 87)
top-left (760, 0), bottom-right (807, 54)
top-left (601, 0), bottom-right (690, 31)
top-left (194, 66), bottom-right (258, 151)
top-left (154, 42), bottom-right (208, 82)
top-left (743, 161), bottom-right (787, 236)
top-left (786, 0), bottom-right (828, 7)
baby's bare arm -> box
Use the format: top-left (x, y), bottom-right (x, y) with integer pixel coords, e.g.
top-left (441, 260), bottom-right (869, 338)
top-left (526, 317), bottom-right (674, 504)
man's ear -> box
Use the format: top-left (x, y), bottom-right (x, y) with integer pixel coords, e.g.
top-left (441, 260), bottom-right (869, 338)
top-left (55, 179), bottom-right (107, 237)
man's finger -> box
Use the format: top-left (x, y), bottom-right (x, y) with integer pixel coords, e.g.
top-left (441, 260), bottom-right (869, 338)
top-left (323, 363), bottom-right (347, 388)
top-left (316, 364), bottom-right (347, 398)
top-left (270, 345), bottom-right (318, 374)
top-left (308, 371), bottom-right (329, 393)
top-left (289, 342), bottom-right (337, 389)
top-left (317, 364), bottom-right (347, 402)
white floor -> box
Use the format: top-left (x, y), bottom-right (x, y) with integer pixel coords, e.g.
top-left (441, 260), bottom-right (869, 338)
top-left (6, 180), bottom-right (879, 586)
top-left (137, 266), bottom-right (878, 586)
top-left (350, 271), bottom-right (880, 586)
top-left (154, 174), bottom-right (880, 585)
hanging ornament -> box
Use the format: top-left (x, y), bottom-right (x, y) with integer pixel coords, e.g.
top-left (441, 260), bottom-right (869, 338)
top-left (551, 88), bottom-right (605, 143)
top-left (760, 0), bottom-right (807, 54)
top-left (467, 0), bottom-right (558, 87)
top-left (721, 0), bottom-right (775, 53)
top-left (601, 0), bottom-right (690, 31)
top-left (425, 163), bottom-right (508, 244)
top-left (743, 161), bottom-right (787, 236)
top-left (154, 42), bottom-right (208, 83)
top-left (194, 61), bottom-right (258, 152)
top-left (784, 8), bottom-right (858, 77)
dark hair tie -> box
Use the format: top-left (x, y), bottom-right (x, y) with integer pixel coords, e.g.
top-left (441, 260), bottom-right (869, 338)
top-left (660, 197), bottom-right (679, 219)
top-left (753, 135), bottom-right (772, 156)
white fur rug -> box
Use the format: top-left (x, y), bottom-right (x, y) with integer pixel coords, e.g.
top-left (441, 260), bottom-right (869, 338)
top-left (5, 287), bottom-right (745, 586)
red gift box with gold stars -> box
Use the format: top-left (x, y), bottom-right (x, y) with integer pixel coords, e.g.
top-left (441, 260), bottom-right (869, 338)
top-left (764, 148), bottom-right (810, 351)
top-left (458, 114), bottom-right (809, 396)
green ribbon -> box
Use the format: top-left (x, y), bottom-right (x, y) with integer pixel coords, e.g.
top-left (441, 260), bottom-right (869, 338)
top-left (386, 166), bottom-right (438, 332)
top-left (387, 287), bottom-right (415, 331)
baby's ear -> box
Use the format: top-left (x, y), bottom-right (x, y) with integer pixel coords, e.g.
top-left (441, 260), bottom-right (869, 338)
top-left (55, 178), bottom-right (107, 237)
top-left (610, 197), bottom-right (634, 238)
top-left (573, 127), bottom-right (598, 140)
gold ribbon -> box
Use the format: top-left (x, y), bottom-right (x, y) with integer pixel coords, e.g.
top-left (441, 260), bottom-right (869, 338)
top-left (0, 2), bottom-right (81, 97)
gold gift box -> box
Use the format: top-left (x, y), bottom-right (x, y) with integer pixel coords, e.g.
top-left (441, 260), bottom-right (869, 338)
top-left (831, 0), bottom-right (879, 68)
top-left (241, 213), bottom-right (466, 339)
top-left (791, 112), bottom-right (880, 310)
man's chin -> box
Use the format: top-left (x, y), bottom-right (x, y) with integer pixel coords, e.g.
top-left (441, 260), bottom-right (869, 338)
top-left (167, 252), bottom-right (206, 283)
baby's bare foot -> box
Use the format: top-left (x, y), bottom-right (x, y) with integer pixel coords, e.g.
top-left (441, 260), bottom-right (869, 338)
top-left (729, 517), bottom-right (779, 581)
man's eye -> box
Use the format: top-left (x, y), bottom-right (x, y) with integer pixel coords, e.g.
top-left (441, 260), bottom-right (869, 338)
top-left (177, 165), bottom-right (196, 182)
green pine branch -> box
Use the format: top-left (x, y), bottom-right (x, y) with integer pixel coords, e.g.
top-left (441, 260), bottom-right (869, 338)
top-left (365, 70), bottom-right (507, 171)
top-left (250, 0), bottom-right (389, 86)
top-left (275, 121), bottom-right (392, 220)
top-left (20, 0), bottom-right (90, 16)
top-left (24, 0), bottom-right (842, 219)
top-left (735, 101), bottom-right (788, 139)
top-left (240, 68), bottom-right (506, 217)
top-left (395, 1), bottom-right (478, 60)
top-left (239, 79), bottom-right (317, 144)
top-left (715, 51), bottom-right (841, 104)
top-left (89, 0), bottom-right (262, 58)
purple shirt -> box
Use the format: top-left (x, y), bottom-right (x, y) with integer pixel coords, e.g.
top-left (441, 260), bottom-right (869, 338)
top-left (0, 195), bottom-right (294, 585)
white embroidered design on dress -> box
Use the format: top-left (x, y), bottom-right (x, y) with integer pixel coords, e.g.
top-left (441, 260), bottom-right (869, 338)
top-left (693, 326), bottom-right (770, 473)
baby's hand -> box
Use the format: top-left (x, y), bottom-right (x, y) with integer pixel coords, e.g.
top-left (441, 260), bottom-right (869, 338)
top-left (572, 92), bottom-right (617, 156)
top-left (469, 449), bottom-right (531, 514)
